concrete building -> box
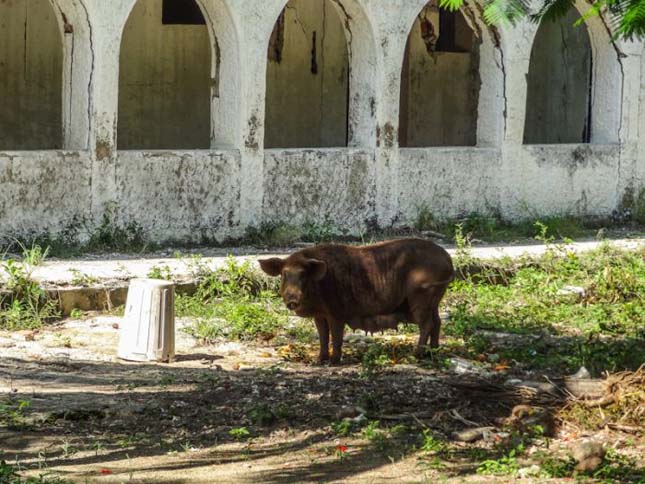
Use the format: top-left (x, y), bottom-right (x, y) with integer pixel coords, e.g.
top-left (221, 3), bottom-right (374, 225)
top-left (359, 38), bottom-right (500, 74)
top-left (0, 0), bottom-right (643, 245)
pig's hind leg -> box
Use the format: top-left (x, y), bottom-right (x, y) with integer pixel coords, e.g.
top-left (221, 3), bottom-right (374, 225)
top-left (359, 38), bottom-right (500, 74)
top-left (409, 285), bottom-right (446, 356)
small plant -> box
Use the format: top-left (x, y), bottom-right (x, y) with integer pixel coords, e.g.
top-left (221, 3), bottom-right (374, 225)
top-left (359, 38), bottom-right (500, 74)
top-left (68, 269), bottom-right (99, 287)
top-left (157, 373), bottom-right (177, 387)
top-left (0, 398), bottom-right (31, 430)
top-left (361, 420), bottom-right (388, 451)
top-left (414, 204), bottom-right (436, 232)
top-left (361, 344), bottom-right (393, 374)
top-left (229, 427), bottom-right (251, 440)
top-left (533, 221), bottom-right (555, 245)
top-left (0, 460), bottom-right (75, 484)
top-left (87, 205), bottom-right (149, 253)
top-left (0, 259), bottom-right (59, 330)
top-left (21, 243), bottom-right (50, 266)
top-left (477, 451), bottom-right (520, 476)
top-left (453, 223), bottom-right (474, 268)
top-left (302, 219), bottom-right (337, 243)
top-left (420, 430), bottom-right (446, 453)
top-left (69, 308), bottom-right (83, 319)
top-left (59, 439), bottom-right (78, 458)
top-left (635, 187), bottom-right (645, 224)
top-left (248, 403), bottom-right (276, 426)
top-left (147, 264), bottom-right (173, 281)
top-left (332, 420), bottom-right (353, 436)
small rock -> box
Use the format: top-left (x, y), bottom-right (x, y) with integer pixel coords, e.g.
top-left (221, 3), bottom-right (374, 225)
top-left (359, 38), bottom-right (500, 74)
top-left (505, 378), bottom-right (523, 386)
top-left (506, 405), bottom-right (554, 436)
top-left (570, 366), bottom-right (591, 379)
top-left (336, 406), bottom-right (360, 419)
top-left (488, 353), bottom-right (500, 363)
top-left (451, 426), bottom-right (496, 443)
top-left (12, 330), bottom-right (37, 342)
top-left (112, 323), bottom-right (119, 330)
top-left (571, 440), bottom-right (605, 472)
top-left (0, 338), bottom-right (15, 348)
top-left (517, 464), bottom-right (541, 478)
top-left (216, 341), bottom-right (244, 355)
top-left (448, 357), bottom-right (481, 375)
top-left (557, 285), bottom-right (586, 299)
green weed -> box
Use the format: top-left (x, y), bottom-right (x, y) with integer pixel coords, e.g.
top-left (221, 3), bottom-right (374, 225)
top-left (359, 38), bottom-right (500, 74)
top-left (20, 244), bottom-right (49, 266)
top-left (477, 449), bottom-right (520, 476)
top-left (0, 259), bottom-right (59, 330)
top-left (0, 460), bottom-right (74, 484)
top-left (419, 430), bottom-right (447, 453)
top-left (446, 245), bottom-right (645, 375)
top-left (68, 269), bottom-right (99, 287)
top-left (147, 264), bottom-right (173, 281)
top-left (0, 398), bottom-right (31, 430)
top-left (229, 427), bottom-right (251, 440)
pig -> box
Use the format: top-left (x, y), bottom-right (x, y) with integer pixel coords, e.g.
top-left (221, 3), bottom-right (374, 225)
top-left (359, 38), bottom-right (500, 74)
top-left (259, 238), bottom-right (454, 364)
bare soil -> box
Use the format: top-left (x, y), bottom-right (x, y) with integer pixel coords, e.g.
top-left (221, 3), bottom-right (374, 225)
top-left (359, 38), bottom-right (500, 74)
top-left (0, 316), bottom-right (643, 483)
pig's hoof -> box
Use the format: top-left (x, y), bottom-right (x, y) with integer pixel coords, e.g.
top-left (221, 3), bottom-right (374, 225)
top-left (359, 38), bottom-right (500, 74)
top-left (414, 346), bottom-right (429, 359)
top-left (329, 355), bottom-right (342, 366)
top-left (316, 355), bottom-right (330, 365)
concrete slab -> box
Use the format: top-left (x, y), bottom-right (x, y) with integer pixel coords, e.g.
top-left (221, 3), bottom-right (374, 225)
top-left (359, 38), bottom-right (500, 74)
top-left (2, 238), bottom-right (642, 288)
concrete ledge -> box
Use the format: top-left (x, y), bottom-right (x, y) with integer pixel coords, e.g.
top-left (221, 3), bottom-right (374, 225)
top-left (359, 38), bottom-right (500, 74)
top-left (1, 238), bottom-right (642, 316)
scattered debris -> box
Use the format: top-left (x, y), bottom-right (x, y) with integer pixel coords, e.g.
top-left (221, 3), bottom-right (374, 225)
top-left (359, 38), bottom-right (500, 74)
top-left (571, 439), bottom-right (606, 472)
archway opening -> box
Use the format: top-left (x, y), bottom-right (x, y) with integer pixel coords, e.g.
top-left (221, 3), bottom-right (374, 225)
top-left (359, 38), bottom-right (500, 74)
top-left (399, 1), bottom-right (479, 147)
top-left (0, 0), bottom-right (63, 150)
top-left (524, 9), bottom-right (592, 144)
top-left (265, 0), bottom-right (350, 149)
top-left (118, 0), bottom-right (212, 149)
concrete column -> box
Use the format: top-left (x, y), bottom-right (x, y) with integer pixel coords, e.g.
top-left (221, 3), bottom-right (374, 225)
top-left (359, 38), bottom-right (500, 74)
top-left (227, 0), bottom-right (286, 227)
top-left (615, 39), bottom-right (644, 200)
top-left (366, 0), bottom-right (427, 226)
top-left (83, 0), bottom-right (134, 159)
top-left (499, 21), bottom-right (534, 147)
top-left (51, 0), bottom-right (93, 150)
top-left (198, 0), bottom-right (242, 149)
top-left (81, 0), bottom-right (134, 223)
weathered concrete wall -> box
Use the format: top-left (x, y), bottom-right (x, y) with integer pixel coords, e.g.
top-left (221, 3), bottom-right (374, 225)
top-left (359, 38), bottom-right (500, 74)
top-left (399, 4), bottom-right (479, 147)
top-left (263, 149), bottom-right (376, 230)
top-left (0, 0), bottom-right (642, 246)
top-left (0, 150), bottom-right (242, 245)
top-left (0, 152), bottom-right (91, 239)
top-left (501, 145), bottom-right (622, 217)
top-left (0, 0), bottom-right (62, 150)
top-left (398, 148), bottom-right (500, 219)
top-left (118, 0), bottom-right (211, 149)
top-left (115, 151), bottom-right (242, 242)
top-left (265, 0), bottom-right (349, 148)
top-left (524, 9), bottom-right (591, 144)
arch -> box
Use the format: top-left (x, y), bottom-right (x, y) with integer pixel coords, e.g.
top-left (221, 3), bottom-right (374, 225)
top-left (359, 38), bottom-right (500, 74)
top-left (194, 0), bottom-right (241, 149)
top-left (264, 0), bottom-right (378, 149)
top-left (524, 2), bottom-right (622, 144)
top-left (524, 8), bottom-right (592, 143)
top-left (118, 0), bottom-right (212, 149)
top-left (0, 0), bottom-right (63, 150)
top-left (399, 1), bottom-right (504, 148)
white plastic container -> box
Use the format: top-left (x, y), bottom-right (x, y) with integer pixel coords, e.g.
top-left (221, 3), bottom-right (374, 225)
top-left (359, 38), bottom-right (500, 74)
top-left (117, 279), bottom-right (175, 362)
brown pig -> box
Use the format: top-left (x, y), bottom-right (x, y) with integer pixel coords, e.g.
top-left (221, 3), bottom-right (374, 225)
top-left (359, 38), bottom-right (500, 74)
top-left (259, 238), bottom-right (454, 364)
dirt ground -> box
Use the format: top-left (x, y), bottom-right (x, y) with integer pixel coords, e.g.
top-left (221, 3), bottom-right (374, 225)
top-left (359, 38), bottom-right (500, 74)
top-left (0, 315), bottom-right (643, 483)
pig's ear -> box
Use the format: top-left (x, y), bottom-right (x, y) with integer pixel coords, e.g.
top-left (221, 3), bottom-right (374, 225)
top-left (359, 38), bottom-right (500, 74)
top-left (259, 258), bottom-right (284, 276)
top-left (307, 259), bottom-right (327, 280)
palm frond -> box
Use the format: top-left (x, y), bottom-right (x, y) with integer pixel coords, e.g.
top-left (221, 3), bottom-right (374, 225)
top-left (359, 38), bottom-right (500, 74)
top-left (482, 0), bottom-right (532, 25)
top-left (438, 0), bottom-right (465, 11)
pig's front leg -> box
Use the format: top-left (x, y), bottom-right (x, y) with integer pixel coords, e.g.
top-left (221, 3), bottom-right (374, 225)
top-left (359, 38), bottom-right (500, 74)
top-left (329, 319), bottom-right (345, 365)
top-left (314, 317), bottom-right (330, 363)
